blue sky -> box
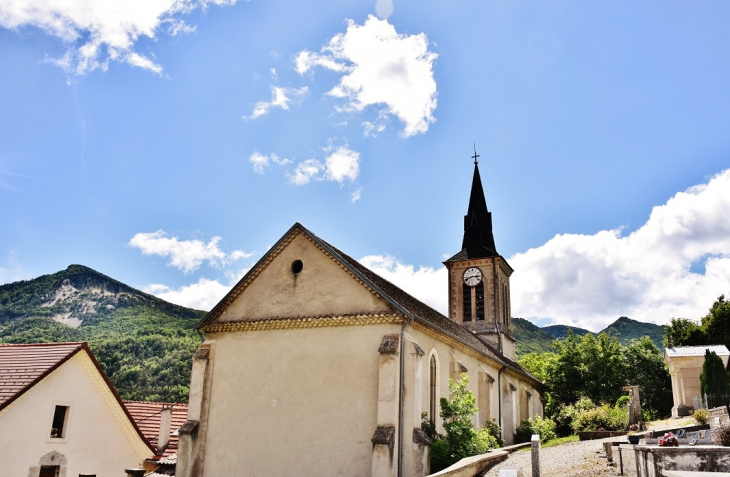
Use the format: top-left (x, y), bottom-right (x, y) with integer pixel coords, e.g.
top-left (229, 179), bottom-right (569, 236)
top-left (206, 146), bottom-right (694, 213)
top-left (2, 0), bottom-right (730, 331)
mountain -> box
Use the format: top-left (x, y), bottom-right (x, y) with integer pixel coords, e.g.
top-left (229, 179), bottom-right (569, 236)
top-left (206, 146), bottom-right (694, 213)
top-left (542, 324), bottom-right (591, 340)
top-left (512, 318), bottom-right (556, 356)
top-left (513, 316), bottom-right (666, 357)
top-left (603, 316), bottom-right (665, 348)
top-left (0, 265), bottom-right (206, 402)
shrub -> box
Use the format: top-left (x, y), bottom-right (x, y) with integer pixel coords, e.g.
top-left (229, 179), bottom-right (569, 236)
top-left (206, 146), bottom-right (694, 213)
top-left (515, 416), bottom-right (557, 443)
top-left (482, 420), bottom-right (505, 447)
top-left (615, 395), bottom-right (630, 408)
top-left (474, 427), bottom-right (500, 453)
top-left (701, 350), bottom-right (730, 396)
top-left (430, 438), bottom-right (452, 472)
top-left (642, 408), bottom-right (660, 422)
top-left (572, 404), bottom-right (628, 432)
top-left (515, 420), bottom-right (533, 443)
top-left (554, 397), bottom-right (596, 437)
top-left (691, 408), bottom-right (709, 425)
top-left (428, 375), bottom-right (500, 473)
top-left (712, 424), bottom-right (730, 446)
top-left (421, 412), bottom-right (437, 440)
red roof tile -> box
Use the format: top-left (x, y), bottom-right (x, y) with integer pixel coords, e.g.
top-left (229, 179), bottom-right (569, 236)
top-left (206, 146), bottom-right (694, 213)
top-left (0, 342), bottom-right (85, 411)
top-left (124, 401), bottom-right (188, 459)
top-left (0, 342), bottom-right (155, 455)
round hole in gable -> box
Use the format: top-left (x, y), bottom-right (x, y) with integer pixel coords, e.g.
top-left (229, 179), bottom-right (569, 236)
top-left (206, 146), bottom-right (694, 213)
top-left (291, 260), bottom-right (303, 274)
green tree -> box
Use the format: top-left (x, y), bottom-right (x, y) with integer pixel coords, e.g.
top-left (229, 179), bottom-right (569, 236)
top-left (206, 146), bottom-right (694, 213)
top-left (623, 337), bottom-right (673, 417)
top-left (578, 333), bottom-right (627, 406)
top-left (702, 295), bottom-right (730, 350)
top-left (663, 317), bottom-right (706, 347)
top-left (518, 352), bottom-right (557, 383)
top-left (701, 349), bottom-right (730, 397)
top-left (549, 331), bottom-right (584, 411)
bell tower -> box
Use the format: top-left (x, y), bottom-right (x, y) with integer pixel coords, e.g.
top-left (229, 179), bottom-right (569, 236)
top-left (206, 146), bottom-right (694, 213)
top-left (443, 150), bottom-right (516, 360)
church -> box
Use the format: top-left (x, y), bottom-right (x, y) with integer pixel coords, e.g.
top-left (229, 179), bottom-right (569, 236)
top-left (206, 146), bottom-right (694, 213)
top-left (176, 160), bottom-right (543, 477)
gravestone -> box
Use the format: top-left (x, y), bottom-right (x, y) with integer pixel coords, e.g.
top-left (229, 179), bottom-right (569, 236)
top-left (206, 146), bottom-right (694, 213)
top-left (623, 386), bottom-right (642, 426)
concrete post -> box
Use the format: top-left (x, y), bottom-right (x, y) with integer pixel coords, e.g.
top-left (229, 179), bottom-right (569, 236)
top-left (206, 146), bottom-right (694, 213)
top-left (531, 434), bottom-right (541, 477)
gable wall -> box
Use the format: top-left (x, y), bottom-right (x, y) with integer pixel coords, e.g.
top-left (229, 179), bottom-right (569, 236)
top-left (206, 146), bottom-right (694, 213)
top-left (218, 233), bottom-right (392, 322)
top-left (200, 323), bottom-right (400, 477)
top-left (0, 352), bottom-right (147, 477)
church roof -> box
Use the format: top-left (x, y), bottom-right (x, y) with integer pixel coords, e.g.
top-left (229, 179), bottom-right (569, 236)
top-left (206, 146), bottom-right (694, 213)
top-left (445, 163), bottom-right (500, 263)
top-left (198, 223), bottom-right (541, 387)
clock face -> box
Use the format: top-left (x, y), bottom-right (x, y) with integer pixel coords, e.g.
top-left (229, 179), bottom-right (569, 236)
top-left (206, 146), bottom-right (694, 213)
top-left (463, 267), bottom-right (483, 287)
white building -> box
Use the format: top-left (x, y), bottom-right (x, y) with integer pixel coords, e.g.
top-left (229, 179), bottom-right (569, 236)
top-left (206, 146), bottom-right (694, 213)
top-left (0, 342), bottom-right (153, 477)
top-left (664, 345), bottom-right (730, 417)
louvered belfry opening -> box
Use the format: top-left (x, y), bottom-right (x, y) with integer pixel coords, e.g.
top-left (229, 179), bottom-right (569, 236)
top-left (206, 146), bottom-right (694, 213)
top-left (475, 281), bottom-right (485, 321)
top-left (462, 284), bottom-right (472, 321)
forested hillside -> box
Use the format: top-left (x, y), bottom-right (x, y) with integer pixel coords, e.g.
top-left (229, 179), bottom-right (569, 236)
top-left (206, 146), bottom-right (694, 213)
top-left (542, 324), bottom-right (590, 340)
top-left (0, 265), bottom-right (206, 402)
top-left (512, 318), bottom-right (555, 356)
top-left (513, 317), bottom-right (665, 357)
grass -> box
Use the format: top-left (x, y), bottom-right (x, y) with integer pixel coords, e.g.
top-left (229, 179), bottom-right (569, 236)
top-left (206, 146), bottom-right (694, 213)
top-left (517, 435), bottom-right (579, 450)
top-left (542, 435), bottom-right (580, 448)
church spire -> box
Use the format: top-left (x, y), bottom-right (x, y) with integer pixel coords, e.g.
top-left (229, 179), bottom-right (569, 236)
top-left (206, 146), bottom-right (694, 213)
top-left (461, 152), bottom-right (498, 259)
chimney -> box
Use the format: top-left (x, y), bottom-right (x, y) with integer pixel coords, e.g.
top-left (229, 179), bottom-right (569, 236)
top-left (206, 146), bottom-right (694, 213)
top-left (158, 405), bottom-right (173, 452)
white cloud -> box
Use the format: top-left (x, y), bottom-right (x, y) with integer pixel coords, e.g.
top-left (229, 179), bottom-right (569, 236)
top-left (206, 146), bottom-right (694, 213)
top-left (351, 188), bottom-right (363, 203)
top-left (0, 0), bottom-right (237, 76)
top-left (248, 151), bottom-right (292, 174)
top-left (129, 230), bottom-right (252, 274)
top-left (288, 143), bottom-right (360, 185)
top-left (270, 153), bottom-right (291, 166)
top-left (359, 255), bottom-right (447, 314)
top-left (244, 86), bottom-right (309, 120)
top-left (295, 15), bottom-right (438, 137)
top-left (143, 278), bottom-right (231, 311)
top-left (142, 267), bottom-right (249, 310)
top-left (290, 158), bottom-right (324, 185)
top-left (249, 151), bottom-right (269, 174)
top-left (510, 169), bottom-right (730, 331)
top-left (126, 52), bottom-right (163, 75)
top-left (324, 146), bottom-right (360, 183)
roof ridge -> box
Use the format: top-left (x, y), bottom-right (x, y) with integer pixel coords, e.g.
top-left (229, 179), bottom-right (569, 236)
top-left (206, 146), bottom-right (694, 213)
top-left (0, 342), bottom-right (85, 348)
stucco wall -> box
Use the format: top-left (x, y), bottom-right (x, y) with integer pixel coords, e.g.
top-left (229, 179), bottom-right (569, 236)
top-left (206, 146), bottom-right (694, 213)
top-left (0, 352), bottom-right (147, 477)
top-left (219, 233), bottom-right (392, 321)
top-left (200, 324), bottom-right (399, 477)
top-left (406, 326), bottom-right (542, 448)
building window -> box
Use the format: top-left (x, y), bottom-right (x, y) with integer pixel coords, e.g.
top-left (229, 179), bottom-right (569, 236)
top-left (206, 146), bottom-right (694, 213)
top-left (50, 405), bottom-right (69, 439)
top-left (462, 284), bottom-right (472, 322)
top-left (475, 282), bottom-right (485, 321)
top-left (39, 466), bottom-right (60, 477)
top-left (429, 354), bottom-right (437, 421)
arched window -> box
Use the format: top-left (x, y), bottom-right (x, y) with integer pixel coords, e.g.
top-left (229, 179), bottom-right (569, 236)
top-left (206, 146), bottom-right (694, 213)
top-left (429, 354), bottom-right (438, 421)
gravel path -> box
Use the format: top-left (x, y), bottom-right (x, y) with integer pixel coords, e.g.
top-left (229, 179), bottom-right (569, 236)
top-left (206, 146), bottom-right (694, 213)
top-left (482, 437), bottom-right (625, 477)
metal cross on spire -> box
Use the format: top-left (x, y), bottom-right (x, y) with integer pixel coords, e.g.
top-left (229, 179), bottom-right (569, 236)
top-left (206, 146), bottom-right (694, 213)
top-left (472, 143), bottom-right (480, 165)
